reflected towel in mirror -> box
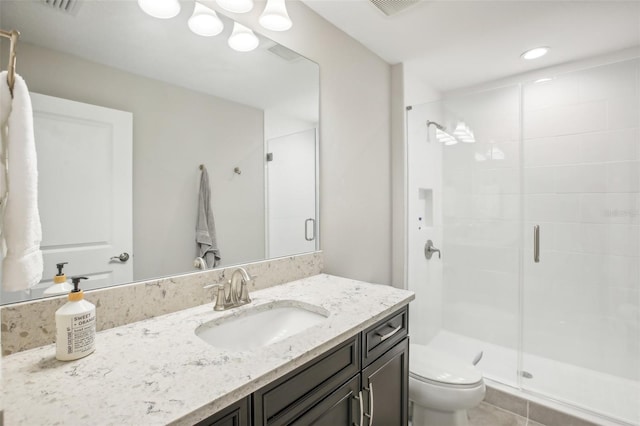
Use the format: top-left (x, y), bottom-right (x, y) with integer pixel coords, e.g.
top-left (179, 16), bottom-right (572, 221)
top-left (196, 165), bottom-right (220, 268)
top-left (0, 71), bottom-right (43, 291)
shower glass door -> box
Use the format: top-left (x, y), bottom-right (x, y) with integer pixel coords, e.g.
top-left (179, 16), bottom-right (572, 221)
top-left (521, 58), bottom-right (640, 425)
top-left (407, 84), bottom-right (522, 388)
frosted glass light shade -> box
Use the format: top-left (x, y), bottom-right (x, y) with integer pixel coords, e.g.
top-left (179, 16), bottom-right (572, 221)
top-left (138, 0), bottom-right (181, 19)
top-left (216, 0), bottom-right (254, 14)
top-left (228, 22), bottom-right (259, 52)
top-left (259, 0), bottom-right (292, 31)
top-left (188, 2), bottom-right (224, 37)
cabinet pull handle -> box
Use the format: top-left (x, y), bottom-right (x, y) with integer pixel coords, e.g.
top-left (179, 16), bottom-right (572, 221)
top-left (375, 324), bottom-right (402, 342)
top-left (364, 384), bottom-right (374, 426)
top-left (353, 391), bottom-right (364, 426)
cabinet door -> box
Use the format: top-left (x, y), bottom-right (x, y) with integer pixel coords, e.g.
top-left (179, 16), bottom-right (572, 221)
top-left (194, 396), bottom-right (251, 426)
top-left (291, 375), bottom-right (360, 426)
top-left (254, 336), bottom-right (360, 426)
top-left (361, 338), bottom-right (409, 426)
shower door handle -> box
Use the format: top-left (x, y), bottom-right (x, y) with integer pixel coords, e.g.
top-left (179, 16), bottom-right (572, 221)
top-left (533, 225), bottom-right (540, 263)
top-left (305, 218), bottom-right (316, 241)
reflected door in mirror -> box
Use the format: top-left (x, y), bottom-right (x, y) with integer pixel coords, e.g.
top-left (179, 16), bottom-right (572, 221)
top-left (0, 94), bottom-right (133, 304)
top-left (267, 129), bottom-right (317, 258)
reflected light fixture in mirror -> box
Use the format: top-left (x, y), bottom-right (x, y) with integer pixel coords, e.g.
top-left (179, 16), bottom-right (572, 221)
top-left (228, 22), bottom-right (259, 52)
top-left (189, 2), bottom-right (224, 36)
top-left (435, 128), bottom-right (457, 146)
top-left (138, 0), bottom-right (181, 19)
top-left (453, 121), bottom-right (476, 143)
top-left (217, 0), bottom-right (254, 14)
top-left (259, 0), bottom-right (293, 31)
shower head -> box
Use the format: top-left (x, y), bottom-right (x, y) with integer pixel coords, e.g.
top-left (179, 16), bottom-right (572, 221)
top-left (426, 120), bottom-right (445, 131)
top-left (426, 120), bottom-right (457, 145)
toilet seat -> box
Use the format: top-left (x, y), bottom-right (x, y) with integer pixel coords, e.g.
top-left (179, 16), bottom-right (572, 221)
top-left (410, 344), bottom-right (483, 386)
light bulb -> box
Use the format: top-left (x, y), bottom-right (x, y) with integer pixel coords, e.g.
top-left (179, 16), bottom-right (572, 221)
top-left (138, 0), bottom-right (181, 19)
top-left (228, 22), bottom-right (259, 52)
top-left (188, 2), bottom-right (224, 37)
top-left (216, 0), bottom-right (254, 14)
top-left (259, 0), bottom-right (292, 31)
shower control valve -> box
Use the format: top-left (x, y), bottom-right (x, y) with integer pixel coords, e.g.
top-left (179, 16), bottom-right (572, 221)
top-left (424, 240), bottom-right (441, 260)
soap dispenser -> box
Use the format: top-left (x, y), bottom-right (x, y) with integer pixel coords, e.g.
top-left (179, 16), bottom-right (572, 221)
top-left (55, 276), bottom-right (96, 361)
top-left (44, 262), bottom-right (73, 296)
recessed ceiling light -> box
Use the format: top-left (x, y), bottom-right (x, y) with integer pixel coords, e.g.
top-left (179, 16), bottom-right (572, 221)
top-left (521, 47), bottom-right (549, 60)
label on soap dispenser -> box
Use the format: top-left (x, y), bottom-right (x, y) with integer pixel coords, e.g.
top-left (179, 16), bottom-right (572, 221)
top-left (55, 302), bottom-right (96, 361)
top-left (65, 312), bottom-right (95, 354)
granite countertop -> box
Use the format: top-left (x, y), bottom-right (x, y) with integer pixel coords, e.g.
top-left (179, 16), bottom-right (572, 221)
top-left (2, 274), bottom-right (414, 426)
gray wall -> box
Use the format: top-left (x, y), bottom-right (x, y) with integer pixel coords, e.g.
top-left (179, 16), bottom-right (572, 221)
top-left (14, 42), bottom-right (265, 280)
top-left (228, 1), bottom-right (393, 285)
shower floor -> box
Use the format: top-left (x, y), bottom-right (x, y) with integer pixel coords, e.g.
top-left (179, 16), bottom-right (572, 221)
top-left (427, 331), bottom-right (640, 426)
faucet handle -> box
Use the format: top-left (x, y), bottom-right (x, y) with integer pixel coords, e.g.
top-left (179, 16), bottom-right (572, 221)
top-left (238, 281), bottom-right (251, 304)
top-left (213, 285), bottom-right (226, 311)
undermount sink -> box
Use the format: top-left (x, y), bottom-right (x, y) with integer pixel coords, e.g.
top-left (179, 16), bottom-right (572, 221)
top-left (195, 301), bottom-right (329, 350)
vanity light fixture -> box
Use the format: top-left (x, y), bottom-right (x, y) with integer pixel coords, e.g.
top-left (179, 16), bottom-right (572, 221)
top-left (259, 0), bottom-right (293, 31)
top-left (521, 46), bottom-right (549, 60)
top-left (188, 2), bottom-right (224, 37)
top-left (137, 0), bottom-right (181, 19)
top-left (228, 22), bottom-right (259, 52)
top-left (216, 0), bottom-right (254, 14)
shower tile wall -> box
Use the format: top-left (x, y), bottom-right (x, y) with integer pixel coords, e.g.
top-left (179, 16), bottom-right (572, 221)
top-left (522, 59), bottom-right (640, 381)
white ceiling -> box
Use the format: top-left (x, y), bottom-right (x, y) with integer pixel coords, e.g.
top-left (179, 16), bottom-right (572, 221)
top-left (302, 0), bottom-right (640, 92)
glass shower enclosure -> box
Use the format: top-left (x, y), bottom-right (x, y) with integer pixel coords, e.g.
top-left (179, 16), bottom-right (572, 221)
top-left (407, 58), bottom-right (640, 425)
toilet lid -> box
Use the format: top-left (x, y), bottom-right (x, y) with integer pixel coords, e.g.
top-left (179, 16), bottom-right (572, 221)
top-left (410, 344), bottom-right (483, 386)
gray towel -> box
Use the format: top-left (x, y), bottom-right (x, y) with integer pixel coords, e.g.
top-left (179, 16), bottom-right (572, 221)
top-left (196, 166), bottom-right (220, 268)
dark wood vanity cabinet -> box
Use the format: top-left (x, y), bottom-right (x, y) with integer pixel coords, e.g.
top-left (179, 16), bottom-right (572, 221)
top-left (197, 306), bottom-right (409, 426)
top-left (195, 396), bottom-right (251, 426)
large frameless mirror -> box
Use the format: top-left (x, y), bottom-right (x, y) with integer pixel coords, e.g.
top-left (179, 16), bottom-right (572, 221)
top-left (0, 0), bottom-right (319, 304)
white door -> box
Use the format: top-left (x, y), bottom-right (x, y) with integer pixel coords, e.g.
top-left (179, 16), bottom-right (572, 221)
top-left (266, 129), bottom-right (318, 258)
top-left (1, 93), bottom-right (133, 303)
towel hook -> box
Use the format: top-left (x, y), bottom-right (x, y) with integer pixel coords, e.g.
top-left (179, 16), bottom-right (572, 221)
top-left (199, 164), bottom-right (204, 170)
top-left (0, 29), bottom-right (20, 97)
top-left (233, 167), bottom-right (241, 175)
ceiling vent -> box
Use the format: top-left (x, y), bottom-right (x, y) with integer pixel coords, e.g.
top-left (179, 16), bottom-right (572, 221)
top-left (267, 44), bottom-right (303, 63)
top-left (368, 0), bottom-right (420, 16)
top-left (41, 0), bottom-right (80, 14)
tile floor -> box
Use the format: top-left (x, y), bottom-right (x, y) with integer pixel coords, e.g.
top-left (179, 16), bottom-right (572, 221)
top-left (468, 402), bottom-right (546, 426)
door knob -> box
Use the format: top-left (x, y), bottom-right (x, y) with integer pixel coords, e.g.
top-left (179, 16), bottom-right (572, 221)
top-left (110, 252), bottom-right (130, 262)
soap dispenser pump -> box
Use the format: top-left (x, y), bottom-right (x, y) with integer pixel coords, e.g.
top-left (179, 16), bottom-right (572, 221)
top-left (55, 276), bottom-right (96, 361)
top-left (44, 262), bottom-right (73, 296)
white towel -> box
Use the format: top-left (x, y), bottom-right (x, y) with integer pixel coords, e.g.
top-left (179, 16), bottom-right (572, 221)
top-left (0, 71), bottom-right (43, 291)
top-left (196, 166), bottom-right (220, 268)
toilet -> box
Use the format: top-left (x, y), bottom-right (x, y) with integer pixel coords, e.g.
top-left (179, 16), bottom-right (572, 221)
top-left (409, 344), bottom-right (486, 426)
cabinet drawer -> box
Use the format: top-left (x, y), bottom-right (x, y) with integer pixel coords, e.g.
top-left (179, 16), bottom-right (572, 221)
top-left (361, 306), bottom-right (408, 367)
top-left (253, 335), bottom-right (360, 426)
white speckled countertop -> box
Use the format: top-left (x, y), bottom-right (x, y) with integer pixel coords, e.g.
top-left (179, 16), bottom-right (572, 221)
top-left (2, 274), bottom-right (414, 426)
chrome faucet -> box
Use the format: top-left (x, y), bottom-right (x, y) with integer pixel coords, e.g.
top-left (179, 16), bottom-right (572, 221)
top-left (205, 267), bottom-right (253, 311)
